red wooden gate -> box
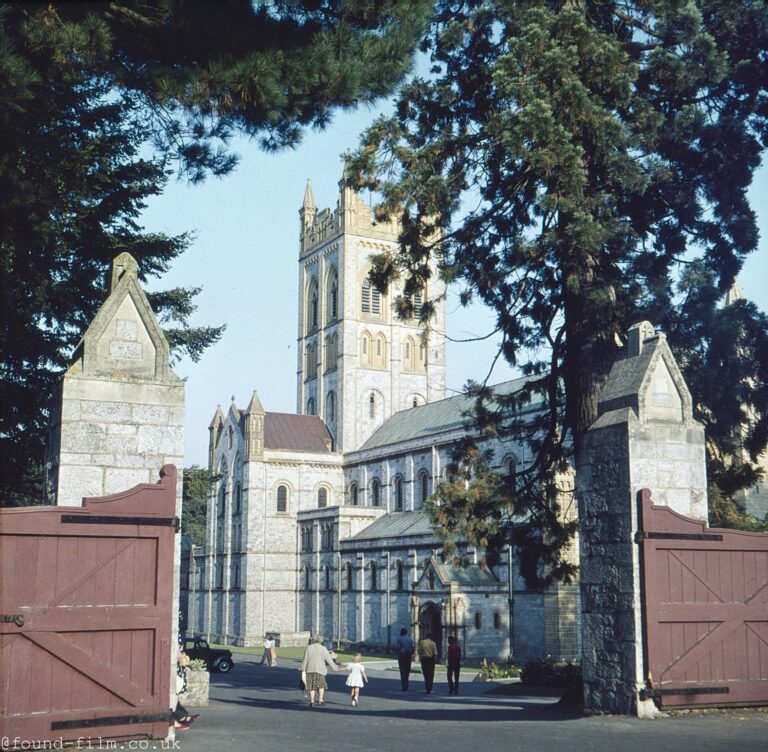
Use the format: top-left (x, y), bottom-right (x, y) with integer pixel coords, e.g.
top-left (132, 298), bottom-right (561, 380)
top-left (638, 488), bottom-right (768, 708)
top-left (0, 466), bottom-right (178, 743)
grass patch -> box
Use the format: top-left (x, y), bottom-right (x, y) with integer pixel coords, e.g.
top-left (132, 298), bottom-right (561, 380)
top-left (212, 642), bottom-right (490, 671)
top-left (212, 643), bottom-right (392, 662)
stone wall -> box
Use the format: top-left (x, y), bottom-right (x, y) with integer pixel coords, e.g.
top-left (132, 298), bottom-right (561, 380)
top-left (579, 322), bottom-right (707, 716)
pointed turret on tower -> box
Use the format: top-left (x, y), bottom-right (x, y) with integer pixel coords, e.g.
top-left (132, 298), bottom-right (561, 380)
top-left (244, 390), bottom-right (266, 460)
top-left (299, 179), bottom-right (318, 251)
top-left (208, 405), bottom-right (225, 469)
top-left (725, 278), bottom-right (743, 306)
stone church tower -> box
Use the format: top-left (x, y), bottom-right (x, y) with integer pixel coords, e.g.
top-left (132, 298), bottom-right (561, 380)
top-left (296, 177), bottom-right (446, 452)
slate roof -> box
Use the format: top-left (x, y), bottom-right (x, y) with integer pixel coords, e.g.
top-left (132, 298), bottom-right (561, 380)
top-left (264, 412), bottom-right (332, 453)
top-left (359, 376), bottom-right (540, 451)
top-left (433, 562), bottom-right (500, 586)
top-left (350, 511), bottom-right (436, 541)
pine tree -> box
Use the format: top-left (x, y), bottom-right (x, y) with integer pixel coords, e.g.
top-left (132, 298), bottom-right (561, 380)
top-left (346, 1), bottom-right (768, 571)
top-left (6, 1), bottom-right (432, 180)
top-left (182, 466), bottom-right (219, 546)
top-left (1, 1), bottom-right (431, 503)
top-left (0, 9), bottom-right (223, 503)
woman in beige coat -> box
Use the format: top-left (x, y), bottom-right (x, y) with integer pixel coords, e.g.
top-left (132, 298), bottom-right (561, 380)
top-left (300, 635), bottom-right (344, 707)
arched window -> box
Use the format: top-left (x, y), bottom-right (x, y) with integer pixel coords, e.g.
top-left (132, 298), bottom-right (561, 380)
top-left (306, 343), bottom-right (317, 379)
top-left (346, 563), bottom-right (353, 591)
top-left (361, 277), bottom-right (382, 315)
top-left (419, 342), bottom-right (427, 369)
top-left (276, 485), bottom-right (288, 513)
top-left (318, 487), bottom-right (328, 508)
top-left (395, 560), bottom-right (404, 591)
top-left (234, 483), bottom-right (242, 514)
top-left (371, 478), bottom-right (381, 507)
top-left (505, 457), bottom-right (518, 491)
top-left (227, 425), bottom-right (234, 449)
top-left (327, 268), bottom-right (338, 322)
top-left (475, 612), bottom-right (482, 630)
top-left (412, 288), bottom-right (424, 319)
top-left (360, 331), bottom-right (372, 367)
top-left (369, 392), bottom-right (376, 419)
top-left (374, 334), bottom-right (387, 368)
top-left (395, 476), bottom-right (404, 511)
top-left (325, 391), bottom-right (335, 425)
top-left (427, 569), bottom-right (435, 590)
top-left (304, 566), bottom-right (311, 590)
top-left (306, 397), bottom-right (315, 415)
top-left (404, 336), bottom-right (416, 372)
top-left (324, 565), bottom-right (331, 591)
top-left (349, 483), bottom-right (358, 506)
top-left (419, 471), bottom-right (430, 507)
top-left (369, 561), bottom-right (378, 591)
top-left (217, 485), bottom-right (226, 518)
top-left (307, 278), bottom-right (319, 332)
top-left (325, 334), bottom-right (338, 371)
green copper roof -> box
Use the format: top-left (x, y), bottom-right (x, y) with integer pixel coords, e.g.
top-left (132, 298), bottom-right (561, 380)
top-left (359, 376), bottom-right (538, 451)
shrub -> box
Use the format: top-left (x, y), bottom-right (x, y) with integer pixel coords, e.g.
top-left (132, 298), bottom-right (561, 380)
top-left (520, 657), bottom-right (581, 688)
top-left (478, 658), bottom-right (521, 679)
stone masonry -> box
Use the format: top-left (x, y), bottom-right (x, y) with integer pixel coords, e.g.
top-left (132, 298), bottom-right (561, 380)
top-left (47, 252), bottom-right (185, 506)
top-left (579, 321), bottom-right (707, 716)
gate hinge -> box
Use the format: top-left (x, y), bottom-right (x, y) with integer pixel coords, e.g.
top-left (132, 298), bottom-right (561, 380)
top-left (61, 514), bottom-right (180, 531)
top-left (635, 531), bottom-right (723, 543)
top-left (641, 686), bottom-right (730, 700)
top-left (1, 614), bottom-right (25, 627)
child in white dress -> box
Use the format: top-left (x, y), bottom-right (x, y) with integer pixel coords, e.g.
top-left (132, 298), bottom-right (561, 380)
top-left (345, 653), bottom-right (368, 706)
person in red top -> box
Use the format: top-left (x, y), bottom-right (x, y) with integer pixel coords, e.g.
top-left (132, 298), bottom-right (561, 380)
top-left (446, 635), bottom-right (462, 695)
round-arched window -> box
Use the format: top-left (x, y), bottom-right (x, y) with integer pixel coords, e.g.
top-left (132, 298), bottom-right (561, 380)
top-left (277, 485), bottom-right (288, 513)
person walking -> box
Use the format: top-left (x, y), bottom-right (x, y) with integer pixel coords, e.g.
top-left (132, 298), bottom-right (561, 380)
top-left (345, 654), bottom-right (368, 706)
top-left (417, 632), bottom-right (438, 694)
top-left (172, 645), bottom-right (199, 730)
top-left (259, 635), bottom-right (274, 666)
top-left (268, 637), bottom-right (278, 667)
top-left (300, 635), bottom-right (344, 708)
top-left (395, 627), bottom-right (415, 691)
top-left (446, 635), bottom-right (462, 695)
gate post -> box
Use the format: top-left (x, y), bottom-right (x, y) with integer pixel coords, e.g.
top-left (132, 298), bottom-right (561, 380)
top-left (46, 252), bottom-right (185, 506)
top-left (578, 322), bottom-right (707, 716)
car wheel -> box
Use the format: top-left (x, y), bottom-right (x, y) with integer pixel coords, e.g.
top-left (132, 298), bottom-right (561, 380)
top-left (216, 658), bottom-right (233, 673)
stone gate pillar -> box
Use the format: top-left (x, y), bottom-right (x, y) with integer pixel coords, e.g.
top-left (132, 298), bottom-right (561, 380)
top-left (46, 252), bottom-right (184, 506)
top-left (578, 322), bottom-right (707, 716)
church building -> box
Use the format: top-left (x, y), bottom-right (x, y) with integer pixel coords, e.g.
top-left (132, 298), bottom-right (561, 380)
top-left (186, 177), bottom-right (580, 662)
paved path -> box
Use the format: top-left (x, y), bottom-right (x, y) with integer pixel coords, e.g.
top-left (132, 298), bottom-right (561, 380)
top-left (178, 655), bottom-right (766, 752)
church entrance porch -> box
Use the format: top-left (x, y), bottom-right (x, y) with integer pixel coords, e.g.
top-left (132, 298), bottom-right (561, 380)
top-left (418, 600), bottom-right (443, 658)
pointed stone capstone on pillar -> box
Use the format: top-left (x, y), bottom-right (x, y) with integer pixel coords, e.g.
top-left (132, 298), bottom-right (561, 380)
top-left (46, 252), bottom-right (184, 507)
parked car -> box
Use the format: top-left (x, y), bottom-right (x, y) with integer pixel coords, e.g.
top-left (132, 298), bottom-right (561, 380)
top-left (181, 636), bottom-right (235, 673)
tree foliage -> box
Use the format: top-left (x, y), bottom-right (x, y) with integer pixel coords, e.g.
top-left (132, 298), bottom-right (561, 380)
top-left (6, 1), bottom-right (432, 181)
top-left (0, 8), bottom-right (225, 503)
top-left (182, 466), bottom-right (218, 546)
top-left (1, 1), bottom-right (430, 504)
top-left (347, 0), bottom-right (768, 572)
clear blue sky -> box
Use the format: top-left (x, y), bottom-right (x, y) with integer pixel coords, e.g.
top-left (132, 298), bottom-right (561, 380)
top-left (140, 105), bottom-right (768, 468)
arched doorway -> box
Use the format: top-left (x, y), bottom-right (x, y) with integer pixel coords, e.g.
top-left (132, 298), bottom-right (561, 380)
top-left (419, 601), bottom-right (443, 658)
